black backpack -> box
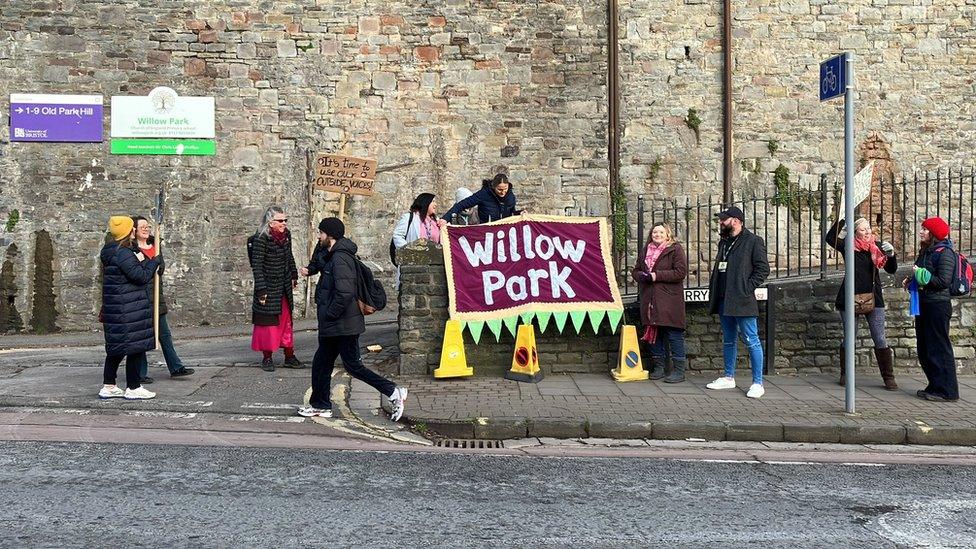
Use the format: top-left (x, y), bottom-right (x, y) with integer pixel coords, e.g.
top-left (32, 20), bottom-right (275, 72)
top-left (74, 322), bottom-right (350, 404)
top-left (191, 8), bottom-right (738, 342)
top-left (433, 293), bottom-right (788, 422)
top-left (353, 257), bottom-right (387, 315)
top-left (389, 213), bottom-right (414, 265)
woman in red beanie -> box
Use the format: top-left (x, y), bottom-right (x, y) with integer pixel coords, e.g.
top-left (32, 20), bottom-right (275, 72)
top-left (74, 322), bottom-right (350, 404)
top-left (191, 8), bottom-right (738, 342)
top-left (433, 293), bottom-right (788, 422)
top-left (904, 217), bottom-right (959, 401)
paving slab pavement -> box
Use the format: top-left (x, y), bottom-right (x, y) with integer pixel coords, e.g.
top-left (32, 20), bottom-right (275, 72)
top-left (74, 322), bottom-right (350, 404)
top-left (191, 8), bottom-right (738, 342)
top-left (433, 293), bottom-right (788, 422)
top-left (347, 371), bottom-right (976, 446)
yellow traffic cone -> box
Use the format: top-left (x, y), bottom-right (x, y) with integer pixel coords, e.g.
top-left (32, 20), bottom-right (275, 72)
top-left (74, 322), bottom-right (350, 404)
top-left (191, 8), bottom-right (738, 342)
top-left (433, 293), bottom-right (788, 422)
top-left (504, 324), bottom-right (544, 383)
top-left (611, 325), bottom-right (649, 382)
top-left (434, 320), bottom-right (474, 379)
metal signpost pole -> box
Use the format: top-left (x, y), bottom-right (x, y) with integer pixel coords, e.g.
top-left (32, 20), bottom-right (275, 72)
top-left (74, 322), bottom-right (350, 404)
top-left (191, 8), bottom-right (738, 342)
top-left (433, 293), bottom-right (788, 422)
top-left (843, 53), bottom-right (856, 414)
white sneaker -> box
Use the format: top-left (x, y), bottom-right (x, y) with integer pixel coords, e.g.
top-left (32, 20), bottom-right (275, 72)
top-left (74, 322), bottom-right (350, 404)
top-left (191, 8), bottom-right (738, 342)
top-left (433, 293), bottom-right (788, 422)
top-left (746, 383), bottom-right (765, 399)
top-left (124, 386), bottom-right (156, 400)
top-left (389, 387), bottom-right (408, 422)
top-left (297, 405), bottom-right (332, 418)
top-left (706, 377), bottom-right (736, 390)
top-left (98, 385), bottom-right (124, 399)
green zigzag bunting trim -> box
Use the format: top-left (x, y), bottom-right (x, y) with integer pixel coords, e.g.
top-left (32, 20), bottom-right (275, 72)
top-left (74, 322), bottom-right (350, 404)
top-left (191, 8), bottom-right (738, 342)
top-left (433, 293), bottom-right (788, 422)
top-left (536, 311), bottom-right (552, 333)
top-left (606, 309), bottom-right (623, 334)
top-left (520, 311), bottom-right (535, 326)
top-left (588, 310), bottom-right (607, 335)
top-left (466, 320), bottom-right (485, 345)
top-left (486, 319), bottom-right (503, 342)
top-left (569, 311), bottom-right (587, 334)
top-left (552, 312), bottom-right (569, 334)
top-left (503, 315), bottom-right (519, 337)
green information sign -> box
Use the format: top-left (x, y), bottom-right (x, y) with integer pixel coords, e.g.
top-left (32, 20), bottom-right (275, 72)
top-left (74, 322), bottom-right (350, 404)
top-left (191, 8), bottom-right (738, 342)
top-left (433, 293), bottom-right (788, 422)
top-left (111, 139), bottom-right (216, 156)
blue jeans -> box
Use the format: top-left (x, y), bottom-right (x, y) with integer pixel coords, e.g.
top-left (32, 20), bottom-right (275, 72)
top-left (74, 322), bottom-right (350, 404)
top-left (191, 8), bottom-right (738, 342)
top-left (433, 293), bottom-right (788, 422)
top-left (719, 315), bottom-right (764, 385)
top-left (138, 314), bottom-right (185, 377)
top-left (648, 327), bottom-right (686, 361)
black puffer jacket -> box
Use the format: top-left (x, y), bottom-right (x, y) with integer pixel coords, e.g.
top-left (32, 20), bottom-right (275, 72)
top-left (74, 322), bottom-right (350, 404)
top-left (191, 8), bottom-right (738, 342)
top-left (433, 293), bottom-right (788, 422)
top-left (825, 221), bottom-right (898, 310)
top-left (307, 238), bottom-right (365, 337)
top-left (442, 180), bottom-right (518, 224)
top-left (914, 239), bottom-right (957, 304)
top-left (250, 231), bottom-right (298, 326)
top-left (101, 242), bottom-right (159, 356)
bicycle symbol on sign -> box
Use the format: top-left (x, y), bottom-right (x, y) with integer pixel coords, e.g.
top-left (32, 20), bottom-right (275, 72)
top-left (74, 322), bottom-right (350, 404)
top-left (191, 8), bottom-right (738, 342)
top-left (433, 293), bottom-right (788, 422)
top-left (821, 65), bottom-right (837, 96)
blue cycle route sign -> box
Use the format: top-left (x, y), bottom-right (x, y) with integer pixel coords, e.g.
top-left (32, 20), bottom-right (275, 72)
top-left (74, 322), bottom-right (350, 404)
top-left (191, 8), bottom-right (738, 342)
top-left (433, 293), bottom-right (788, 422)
top-left (819, 53), bottom-right (847, 101)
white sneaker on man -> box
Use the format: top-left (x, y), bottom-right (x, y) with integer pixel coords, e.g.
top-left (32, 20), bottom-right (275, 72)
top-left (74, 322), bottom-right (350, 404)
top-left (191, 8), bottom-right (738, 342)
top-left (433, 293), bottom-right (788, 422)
top-left (297, 405), bottom-right (332, 418)
top-left (706, 377), bottom-right (736, 390)
top-left (746, 383), bottom-right (765, 399)
top-left (389, 387), bottom-right (408, 422)
top-left (124, 386), bottom-right (156, 400)
top-left (98, 385), bottom-right (125, 399)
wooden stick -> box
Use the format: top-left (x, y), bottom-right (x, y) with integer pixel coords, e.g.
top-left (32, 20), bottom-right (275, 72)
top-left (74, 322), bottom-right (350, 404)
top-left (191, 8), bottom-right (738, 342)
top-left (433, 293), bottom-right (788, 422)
top-left (153, 223), bottom-right (162, 350)
top-left (305, 150), bottom-right (315, 318)
top-left (338, 192), bottom-right (346, 222)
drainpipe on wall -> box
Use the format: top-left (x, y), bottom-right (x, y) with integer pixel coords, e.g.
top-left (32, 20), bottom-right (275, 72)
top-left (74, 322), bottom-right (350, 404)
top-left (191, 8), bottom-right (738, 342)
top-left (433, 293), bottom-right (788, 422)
top-left (608, 0), bottom-right (620, 207)
top-left (722, 0), bottom-right (733, 204)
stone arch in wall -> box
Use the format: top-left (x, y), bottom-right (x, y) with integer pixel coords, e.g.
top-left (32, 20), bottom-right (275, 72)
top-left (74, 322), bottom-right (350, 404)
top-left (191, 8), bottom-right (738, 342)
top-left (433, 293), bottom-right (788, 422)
top-left (858, 132), bottom-right (905, 251)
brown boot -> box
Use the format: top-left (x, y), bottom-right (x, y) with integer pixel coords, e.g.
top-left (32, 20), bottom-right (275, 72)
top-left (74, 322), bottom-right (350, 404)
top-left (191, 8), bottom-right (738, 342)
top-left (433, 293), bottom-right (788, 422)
top-left (875, 347), bottom-right (898, 391)
top-left (838, 346), bottom-right (846, 386)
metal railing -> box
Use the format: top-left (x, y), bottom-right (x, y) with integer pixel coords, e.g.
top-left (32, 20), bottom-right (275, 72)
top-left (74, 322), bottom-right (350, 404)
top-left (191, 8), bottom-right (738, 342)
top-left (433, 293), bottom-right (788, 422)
top-left (622, 168), bottom-right (976, 295)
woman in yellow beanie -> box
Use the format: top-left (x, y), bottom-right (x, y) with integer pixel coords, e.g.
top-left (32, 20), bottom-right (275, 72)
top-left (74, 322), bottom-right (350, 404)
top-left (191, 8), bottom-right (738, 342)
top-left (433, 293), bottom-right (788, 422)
top-left (98, 216), bottom-right (160, 400)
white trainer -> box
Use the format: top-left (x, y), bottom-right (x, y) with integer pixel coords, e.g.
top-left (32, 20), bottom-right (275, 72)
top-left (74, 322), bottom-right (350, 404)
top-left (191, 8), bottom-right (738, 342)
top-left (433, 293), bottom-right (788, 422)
top-left (297, 405), bottom-right (332, 418)
top-left (98, 385), bottom-right (125, 399)
top-left (389, 387), bottom-right (408, 422)
top-left (124, 386), bottom-right (156, 400)
top-left (706, 377), bottom-right (736, 390)
top-left (746, 383), bottom-right (765, 399)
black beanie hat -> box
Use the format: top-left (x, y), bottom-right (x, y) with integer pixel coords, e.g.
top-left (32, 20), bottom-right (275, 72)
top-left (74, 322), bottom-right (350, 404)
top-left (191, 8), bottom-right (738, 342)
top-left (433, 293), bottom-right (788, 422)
top-left (318, 217), bottom-right (345, 239)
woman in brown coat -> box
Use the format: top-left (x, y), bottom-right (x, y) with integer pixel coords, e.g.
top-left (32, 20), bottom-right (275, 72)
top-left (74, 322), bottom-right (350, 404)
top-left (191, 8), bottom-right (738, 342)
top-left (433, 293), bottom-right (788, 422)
top-left (632, 223), bottom-right (688, 382)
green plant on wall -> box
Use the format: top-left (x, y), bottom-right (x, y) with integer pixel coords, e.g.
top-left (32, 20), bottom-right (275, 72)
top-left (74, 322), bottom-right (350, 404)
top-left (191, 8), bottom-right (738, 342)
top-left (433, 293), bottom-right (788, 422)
top-left (771, 164), bottom-right (793, 206)
top-left (767, 139), bottom-right (779, 156)
top-left (5, 210), bottom-right (19, 232)
top-left (611, 184), bottom-right (628, 267)
top-left (684, 108), bottom-right (701, 143)
top-left (648, 156), bottom-right (663, 184)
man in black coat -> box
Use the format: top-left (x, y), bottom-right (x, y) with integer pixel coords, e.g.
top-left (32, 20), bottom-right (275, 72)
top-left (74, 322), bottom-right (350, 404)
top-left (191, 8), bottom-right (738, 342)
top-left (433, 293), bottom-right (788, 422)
top-left (705, 206), bottom-right (770, 399)
top-left (297, 217), bottom-right (408, 421)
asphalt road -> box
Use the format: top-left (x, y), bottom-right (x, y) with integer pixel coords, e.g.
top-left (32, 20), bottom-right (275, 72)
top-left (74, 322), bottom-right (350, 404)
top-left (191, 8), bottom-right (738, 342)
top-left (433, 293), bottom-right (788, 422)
top-left (1, 441), bottom-right (974, 548)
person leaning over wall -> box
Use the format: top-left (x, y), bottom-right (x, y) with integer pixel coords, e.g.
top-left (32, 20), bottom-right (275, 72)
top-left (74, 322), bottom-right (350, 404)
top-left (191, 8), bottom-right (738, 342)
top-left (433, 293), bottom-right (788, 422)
top-left (249, 206), bottom-right (303, 372)
top-left (129, 215), bottom-right (194, 384)
top-left (904, 217), bottom-right (960, 402)
top-left (705, 206), bottom-right (770, 399)
top-left (97, 216), bottom-right (159, 401)
top-left (439, 172), bottom-right (518, 226)
top-left (825, 217), bottom-right (898, 390)
top-left (633, 222), bottom-right (689, 383)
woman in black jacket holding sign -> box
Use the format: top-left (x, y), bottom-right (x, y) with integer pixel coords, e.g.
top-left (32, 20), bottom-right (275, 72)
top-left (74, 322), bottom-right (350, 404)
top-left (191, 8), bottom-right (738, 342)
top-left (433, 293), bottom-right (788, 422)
top-left (825, 217), bottom-right (898, 389)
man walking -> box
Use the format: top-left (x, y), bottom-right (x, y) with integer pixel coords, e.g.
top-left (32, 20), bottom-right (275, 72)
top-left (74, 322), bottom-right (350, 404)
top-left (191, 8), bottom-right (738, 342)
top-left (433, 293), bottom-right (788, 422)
top-left (297, 217), bottom-right (408, 421)
top-left (705, 206), bottom-right (770, 398)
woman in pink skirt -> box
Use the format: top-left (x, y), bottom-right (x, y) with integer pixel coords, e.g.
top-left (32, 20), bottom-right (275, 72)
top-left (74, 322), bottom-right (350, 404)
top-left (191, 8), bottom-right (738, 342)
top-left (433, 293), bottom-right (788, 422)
top-left (249, 206), bottom-right (303, 372)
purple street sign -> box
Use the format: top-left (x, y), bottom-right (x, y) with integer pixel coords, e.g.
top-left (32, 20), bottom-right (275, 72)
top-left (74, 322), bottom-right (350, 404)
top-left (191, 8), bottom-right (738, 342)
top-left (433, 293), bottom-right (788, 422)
top-left (9, 93), bottom-right (103, 142)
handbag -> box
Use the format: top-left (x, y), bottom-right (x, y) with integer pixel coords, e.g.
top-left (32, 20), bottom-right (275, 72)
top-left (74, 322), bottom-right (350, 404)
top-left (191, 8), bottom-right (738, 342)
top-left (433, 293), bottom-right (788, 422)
top-left (854, 292), bottom-right (875, 315)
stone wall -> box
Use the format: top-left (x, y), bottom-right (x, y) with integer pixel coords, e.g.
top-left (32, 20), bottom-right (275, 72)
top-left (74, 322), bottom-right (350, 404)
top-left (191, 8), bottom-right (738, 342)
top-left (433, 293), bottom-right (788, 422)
top-left (2, 0), bottom-right (975, 331)
top-left (399, 246), bottom-right (976, 377)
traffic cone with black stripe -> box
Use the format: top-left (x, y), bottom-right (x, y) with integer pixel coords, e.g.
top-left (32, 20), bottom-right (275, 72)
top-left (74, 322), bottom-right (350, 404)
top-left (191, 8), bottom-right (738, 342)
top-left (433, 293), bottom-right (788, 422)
top-left (611, 325), bottom-right (649, 382)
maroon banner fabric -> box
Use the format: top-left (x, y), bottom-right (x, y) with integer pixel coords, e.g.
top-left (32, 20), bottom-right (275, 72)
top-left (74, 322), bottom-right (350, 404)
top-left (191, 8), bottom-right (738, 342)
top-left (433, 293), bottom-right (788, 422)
top-left (443, 215), bottom-right (622, 320)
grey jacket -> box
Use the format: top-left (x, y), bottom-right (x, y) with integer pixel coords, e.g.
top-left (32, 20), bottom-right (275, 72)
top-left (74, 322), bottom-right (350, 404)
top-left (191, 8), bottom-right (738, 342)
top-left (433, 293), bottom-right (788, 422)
top-left (307, 238), bottom-right (366, 337)
top-left (708, 228), bottom-right (770, 317)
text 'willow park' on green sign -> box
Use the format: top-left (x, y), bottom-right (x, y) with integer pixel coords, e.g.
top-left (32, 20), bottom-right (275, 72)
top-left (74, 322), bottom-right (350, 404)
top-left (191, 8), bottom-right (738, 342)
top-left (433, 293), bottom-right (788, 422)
top-left (110, 139), bottom-right (216, 156)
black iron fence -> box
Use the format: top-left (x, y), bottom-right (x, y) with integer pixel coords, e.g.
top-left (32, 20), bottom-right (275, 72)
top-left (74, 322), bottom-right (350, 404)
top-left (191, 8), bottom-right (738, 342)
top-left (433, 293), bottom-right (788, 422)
top-left (616, 168), bottom-right (976, 296)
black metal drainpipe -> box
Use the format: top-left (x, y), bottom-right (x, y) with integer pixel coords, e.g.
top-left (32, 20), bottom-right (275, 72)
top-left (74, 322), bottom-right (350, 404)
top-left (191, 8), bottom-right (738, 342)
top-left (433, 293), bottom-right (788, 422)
top-left (723, 0), bottom-right (733, 205)
top-left (609, 0), bottom-right (620, 219)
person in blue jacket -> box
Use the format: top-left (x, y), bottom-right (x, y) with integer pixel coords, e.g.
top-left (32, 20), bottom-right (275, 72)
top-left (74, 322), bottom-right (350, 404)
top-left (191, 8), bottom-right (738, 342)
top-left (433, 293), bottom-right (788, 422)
top-left (440, 172), bottom-right (518, 225)
top-left (98, 216), bottom-right (160, 401)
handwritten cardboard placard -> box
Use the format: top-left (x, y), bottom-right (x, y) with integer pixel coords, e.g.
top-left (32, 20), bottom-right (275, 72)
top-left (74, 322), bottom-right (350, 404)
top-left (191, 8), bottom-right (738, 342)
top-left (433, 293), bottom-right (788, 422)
top-left (313, 153), bottom-right (378, 196)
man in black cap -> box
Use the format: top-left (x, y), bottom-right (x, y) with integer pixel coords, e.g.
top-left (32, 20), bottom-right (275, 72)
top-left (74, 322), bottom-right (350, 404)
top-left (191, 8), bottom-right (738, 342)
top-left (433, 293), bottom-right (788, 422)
top-left (297, 217), bottom-right (408, 421)
top-left (705, 206), bottom-right (770, 398)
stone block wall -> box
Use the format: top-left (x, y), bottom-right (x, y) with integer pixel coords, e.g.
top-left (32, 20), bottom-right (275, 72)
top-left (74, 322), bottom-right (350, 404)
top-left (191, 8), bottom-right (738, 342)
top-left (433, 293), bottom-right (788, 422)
top-left (399, 246), bottom-right (976, 377)
top-left (2, 1), bottom-right (975, 332)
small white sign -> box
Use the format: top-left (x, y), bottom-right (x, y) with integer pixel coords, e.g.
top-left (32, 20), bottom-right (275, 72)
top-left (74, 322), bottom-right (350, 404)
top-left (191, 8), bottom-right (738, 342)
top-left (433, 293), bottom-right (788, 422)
top-left (837, 162), bottom-right (874, 222)
top-left (684, 287), bottom-right (768, 302)
top-left (110, 86), bottom-right (215, 138)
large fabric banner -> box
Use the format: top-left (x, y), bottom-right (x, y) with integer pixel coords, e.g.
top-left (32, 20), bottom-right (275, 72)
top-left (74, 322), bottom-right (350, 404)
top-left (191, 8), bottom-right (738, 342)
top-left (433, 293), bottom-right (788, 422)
top-left (443, 215), bottom-right (624, 343)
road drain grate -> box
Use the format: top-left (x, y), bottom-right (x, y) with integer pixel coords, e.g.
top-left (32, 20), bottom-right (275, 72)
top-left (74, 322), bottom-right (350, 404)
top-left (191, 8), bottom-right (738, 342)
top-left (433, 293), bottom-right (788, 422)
top-left (433, 438), bottom-right (503, 449)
